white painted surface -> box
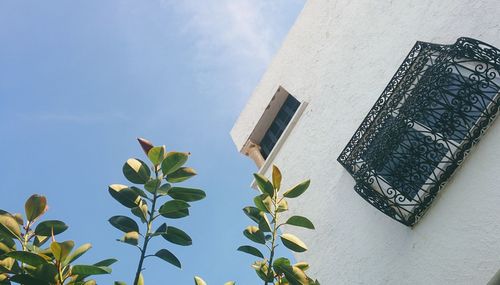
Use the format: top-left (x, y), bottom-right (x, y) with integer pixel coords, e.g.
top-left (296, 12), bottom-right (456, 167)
top-left (231, 0), bottom-right (500, 284)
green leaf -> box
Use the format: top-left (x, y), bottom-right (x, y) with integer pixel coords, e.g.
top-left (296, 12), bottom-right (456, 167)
top-left (3, 251), bottom-right (47, 266)
top-left (257, 215), bottom-right (272, 233)
top-left (162, 226), bottom-right (192, 246)
top-left (34, 220), bottom-right (68, 236)
top-left (12, 213), bottom-right (23, 226)
top-left (114, 282), bottom-right (127, 285)
top-left (273, 258), bottom-right (308, 285)
top-left (0, 242), bottom-right (13, 255)
top-left (285, 216), bottom-right (315, 230)
top-left (108, 216), bottom-right (139, 233)
top-left (0, 213), bottom-right (21, 240)
top-left (242, 207), bottom-right (271, 232)
top-left (9, 274), bottom-right (48, 285)
top-left (161, 152), bottom-right (189, 175)
top-left (272, 257), bottom-right (291, 271)
top-left (242, 206), bottom-right (262, 224)
top-left (272, 165), bottom-right (282, 190)
top-left (293, 262), bottom-right (309, 271)
top-left (65, 243), bottom-right (92, 265)
top-left (155, 249), bottom-right (181, 268)
top-left (161, 208), bottom-right (189, 219)
top-left (94, 258), bottom-right (118, 267)
top-left (130, 187), bottom-right (148, 199)
top-left (51, 240), bottom-right (74, 262)
top-left (277, 199), bottom-right (288, 213)
top-left (237, 245), bottom-right (264, 258)
top-left (147, 146), bottom-right (165, 166)
top-left (283, 180), bottom-right (310, 198)
top-left (168, 187), bottom-right (206, 202)
top-left (280, 233), bottom-right (308, 252)
top-left (159, 200), bottom-right (190, 219)
top-left (243, 226), bottom-right (265, 244)
top-left (252, 260), bottom-right (273, 282)
top-left (224, 282), bottom-right (236, 285)
top-left (157, 183), bottom-right (171, 196)
top-left (24, 195), bottom-right (47, 222)
top-left (108, 184), bottom-right (141, 208)
top-left (144, 179), bottom-right (161, 195)
top-left (194, 276), bottom-right (206, 285)
top-left (131, 203), bottom-right (148, 224)
top-left (253, 174), bottom-right (274, 197)
top-left (122, 158), bottom-right (151, 184)
top-left (72, 265), bottom-right (111, 275)
top-left (0, 235), bottom-right (15, 250)
top-left (120, 232), bottom-right (139, 246)
top-left (149, 223), bottom-right (167, 237)
top-left (253, 194), bottom-right (272, 213)
top-left (0, 257), bottom-right (16, 274)
top-left (166, 167), bottom-right (196, 183)
top-left (32, 263), bottom-right (58, 283)
top-left (33, 235), bottom-right (49, 248)
top-left (1, 257), bottom-right (19, 274)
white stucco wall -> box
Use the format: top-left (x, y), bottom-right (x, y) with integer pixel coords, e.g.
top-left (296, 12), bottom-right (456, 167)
top-left (231, 0), bottom-right (500, 284)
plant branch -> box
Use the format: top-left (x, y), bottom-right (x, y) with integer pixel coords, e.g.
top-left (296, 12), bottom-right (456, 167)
top-left (57, 260), bottom-right (64, 285)
top-left (264, 189), bottom-right (279, 285)
top-left (133, 168), bottom-right (160, 285)
top-left (19, 221), bottom-right (32, 274)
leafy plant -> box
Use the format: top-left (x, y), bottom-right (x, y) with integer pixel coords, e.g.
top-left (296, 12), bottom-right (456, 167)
top-left (108, 138), bottom-right (206, 285)
top-left (0, 194), bottom-right (115, 285)
top-left (193, 276), bottom-right (234, 285)
top-left (194, 166), bottom-right (318, 285)
top-left (239, 165), bottom-right (319, 285)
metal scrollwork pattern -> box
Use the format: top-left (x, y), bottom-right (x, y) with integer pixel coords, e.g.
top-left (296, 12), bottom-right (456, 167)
top-left (338, 38), bottom-right (500, 226)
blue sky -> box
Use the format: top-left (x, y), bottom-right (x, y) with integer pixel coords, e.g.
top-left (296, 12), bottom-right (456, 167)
top-left (0, 0), bottom-right (304, 284)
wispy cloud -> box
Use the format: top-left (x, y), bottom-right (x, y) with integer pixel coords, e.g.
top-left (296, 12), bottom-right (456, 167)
top-left (164, 0), bottom-right (304, 93)
top-left (170, 0), bottom-right (279, 65)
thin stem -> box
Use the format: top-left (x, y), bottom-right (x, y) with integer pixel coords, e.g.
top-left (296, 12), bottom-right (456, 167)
top-left (56, 260), bottom-right (64, 285)
top-left (21, 221), bottom-right (31, 250)
top-left (133, 169), bottom-right (160, 285)
top-left (276, 223), bottom-right (287, 230)
top-left (264, 188), bottom-right (279, 285)
top-left (20, 221), bottom-right (32, 274)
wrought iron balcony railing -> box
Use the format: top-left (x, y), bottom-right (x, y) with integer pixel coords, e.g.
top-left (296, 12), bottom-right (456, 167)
top-left (338, 37), bottom-right (500, 226)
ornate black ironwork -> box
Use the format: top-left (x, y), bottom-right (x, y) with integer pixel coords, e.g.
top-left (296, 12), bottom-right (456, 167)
top-left (338, 38), bottom-right (500, 226)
